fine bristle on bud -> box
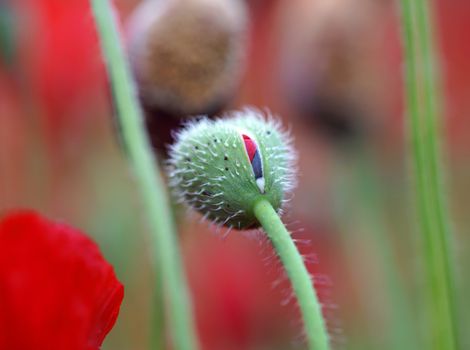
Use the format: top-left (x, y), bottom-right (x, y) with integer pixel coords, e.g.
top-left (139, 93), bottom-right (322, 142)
top-left (167, 108), bottom-right (297, 230)
top-left (126, 0), bottom-right (247, 116)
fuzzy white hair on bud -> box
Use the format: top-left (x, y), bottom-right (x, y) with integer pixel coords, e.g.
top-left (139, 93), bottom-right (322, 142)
top-left (167, 108), bottom-right (297, 230)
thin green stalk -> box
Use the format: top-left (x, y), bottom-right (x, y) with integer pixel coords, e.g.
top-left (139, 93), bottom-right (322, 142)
top-left (90, 1), bottom-right (199, 349)
top-left (150, 272), bottom-right (165, 350)
top-left (253, 199), bottom-right (330, 350)
top-left (398, 0), bottom-right (458, 349)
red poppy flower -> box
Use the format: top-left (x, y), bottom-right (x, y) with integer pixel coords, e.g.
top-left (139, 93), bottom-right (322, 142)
top-left (0, 211), bottom-right (124, 350)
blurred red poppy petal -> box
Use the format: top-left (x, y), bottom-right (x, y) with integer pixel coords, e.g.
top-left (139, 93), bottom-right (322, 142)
top-left (0, 211), bottom-right (124, 350)
top-left (15, 0), bottom-right (106, 136)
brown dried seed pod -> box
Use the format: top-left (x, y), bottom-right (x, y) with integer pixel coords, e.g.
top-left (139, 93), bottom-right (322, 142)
top-left (126, 0), bottom-right (248, 117)
top-left (279, 0), bottom-right (389, 145)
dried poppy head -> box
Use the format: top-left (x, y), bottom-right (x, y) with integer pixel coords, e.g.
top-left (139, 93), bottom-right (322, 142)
top-left (167, 108), bottom-right (297, 230)
top-left (280, 0), bottom-right (387, 145)
top-left (127, 0), bottom-right (247, 117)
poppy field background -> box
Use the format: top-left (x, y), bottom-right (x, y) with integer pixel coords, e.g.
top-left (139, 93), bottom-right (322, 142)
top-left (1, 0), bottom-right (470, 349)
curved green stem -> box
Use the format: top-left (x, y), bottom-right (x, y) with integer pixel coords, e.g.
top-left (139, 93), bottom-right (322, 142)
top-left (253, 199), bottom-right (330, 350)
top-left (398, 0), bottom-right (458, 349)
top-left (90, 1), bottom-right (199, 349)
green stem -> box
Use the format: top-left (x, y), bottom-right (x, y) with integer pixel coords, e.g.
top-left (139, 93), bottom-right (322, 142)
top-left (253, 199), bottom-right (330, 350)
top-left (150, 272), bottom-right (165, 350)
top-left (90, 1), bottom-right (199, 349)
top-left (398, 0), bottom-right (458, 349)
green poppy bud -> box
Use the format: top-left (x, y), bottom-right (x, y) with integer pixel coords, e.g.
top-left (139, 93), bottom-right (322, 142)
top-left (168, 108), bottom-right (297, 229)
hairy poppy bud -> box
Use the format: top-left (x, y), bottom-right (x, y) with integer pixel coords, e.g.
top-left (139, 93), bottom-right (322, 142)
top-left (168, 108), bottom-right (297, 229)
top-left (126, 0), bottom-right (247, 117)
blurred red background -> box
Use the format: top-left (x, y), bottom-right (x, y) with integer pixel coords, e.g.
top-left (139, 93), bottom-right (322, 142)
top-left (1, 0), bottom-right (469, 349)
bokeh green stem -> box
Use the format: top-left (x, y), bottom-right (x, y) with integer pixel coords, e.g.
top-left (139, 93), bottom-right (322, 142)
top-left (398, 0), bottom-right (458, 348)
top-left (254, 199), bottom-right (330, 350)
top-left (90, 1), bottom-right (199, 349)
